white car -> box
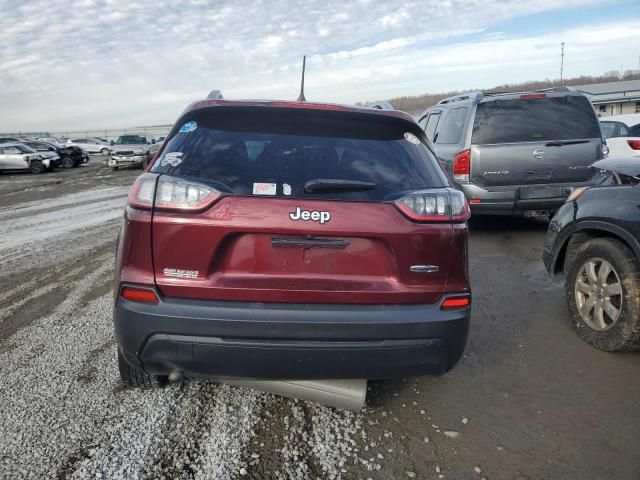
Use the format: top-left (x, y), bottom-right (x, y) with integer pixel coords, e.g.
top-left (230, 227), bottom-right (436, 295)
top-left (66, 137), bottom-right (112, 155)
top-left (0, 143), bottom-right (52, 173)
top-left (601, 114), bottom-right (640, 158)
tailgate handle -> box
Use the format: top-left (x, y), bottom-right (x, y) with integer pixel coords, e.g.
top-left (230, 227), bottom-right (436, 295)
top-left (271, 237), bottom-right (350, 249)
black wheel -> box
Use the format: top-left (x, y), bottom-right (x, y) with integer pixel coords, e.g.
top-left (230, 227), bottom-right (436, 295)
top-left (62, 156), bottom-right (75, 169)
top-left (111, 166), bottom-right (119, 171)
top-left (30, 160), bottom-right (46, 174)
top-left (117, 349), bottom-right (167, 389)
top-left (100, 147), bottom-right (110, 155)
top-left (566, 237), bottom-right (640, 351)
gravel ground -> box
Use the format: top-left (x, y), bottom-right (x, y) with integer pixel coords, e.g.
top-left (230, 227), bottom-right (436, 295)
top-left (1, 162), bottom-right (639, 479)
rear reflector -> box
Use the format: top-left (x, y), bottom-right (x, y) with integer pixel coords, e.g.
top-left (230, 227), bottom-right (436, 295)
top-left (469, 199), bottom-right (481, 204)
top-left (394, 188), bottom-right (470, 223)
top-left (441, 296), bottom-right (471, 309)
top-left (453, 149), bottom-right (470, 184)
top-left (628, 140), bottom-right (640, 150)
top-left (121, 287), bottom-right (159, 304)
top-left (520, 94), bottom-right (546, 99)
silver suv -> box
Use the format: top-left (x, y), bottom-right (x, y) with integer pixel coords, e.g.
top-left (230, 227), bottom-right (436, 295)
top-left (418, 87), bottom-right (605, 216)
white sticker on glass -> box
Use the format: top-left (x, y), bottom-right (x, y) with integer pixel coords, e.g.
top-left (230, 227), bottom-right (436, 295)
top-left (283, 183), bottom-right (292, 196)
top-left (160, 152), bottom-right (183, 167)
top-left (404, 132), bottom-right (421, 145)
top-left (253, 183), bottom-right (277, 195)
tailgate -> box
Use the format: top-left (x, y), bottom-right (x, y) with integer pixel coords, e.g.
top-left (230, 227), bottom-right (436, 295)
top-left (470, 140), bottom-right (600, 188)
top-left (152, 197), bottom-right (454, 304)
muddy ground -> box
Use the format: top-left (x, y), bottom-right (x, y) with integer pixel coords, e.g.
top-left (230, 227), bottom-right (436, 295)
top-left (1, 160), bottom-right (639, 479)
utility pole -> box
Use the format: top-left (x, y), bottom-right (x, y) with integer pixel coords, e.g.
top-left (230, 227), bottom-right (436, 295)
top-left (560, 42), bottom-right (565, 85)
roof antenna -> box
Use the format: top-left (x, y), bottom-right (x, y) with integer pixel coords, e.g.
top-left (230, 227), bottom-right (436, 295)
top-left (297, 55), bottom-right (306, 102)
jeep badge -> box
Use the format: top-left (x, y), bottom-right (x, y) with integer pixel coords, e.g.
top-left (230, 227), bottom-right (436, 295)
top-left (289, 207), bottom-right (331, 224)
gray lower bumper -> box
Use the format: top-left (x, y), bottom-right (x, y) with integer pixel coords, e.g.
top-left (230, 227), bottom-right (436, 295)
top-left (461, 182), bottom-right (582, 215)
top-left (114, 292), bottom-right (470, 380)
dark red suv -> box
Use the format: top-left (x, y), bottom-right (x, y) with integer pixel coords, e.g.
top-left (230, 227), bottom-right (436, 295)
top-left (114, 98), bottom-right (471, 388)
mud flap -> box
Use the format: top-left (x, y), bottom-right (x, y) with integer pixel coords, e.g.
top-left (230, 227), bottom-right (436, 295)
top-left (224, 379), bottom-right (367, 412)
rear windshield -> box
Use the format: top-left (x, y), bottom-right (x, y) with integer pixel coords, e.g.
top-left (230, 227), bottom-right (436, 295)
top-left (472, 96), bottom-right (601, 144)
top-left (151, 107), bottom-right (446, 201)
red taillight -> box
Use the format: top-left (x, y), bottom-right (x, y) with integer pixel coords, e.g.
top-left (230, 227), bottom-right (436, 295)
top-left (121, 287), bottom-right (159, 304)
top-left (453, 149), bottom-right (470, 184)
top-left (155, 176), bottom-right (221, 212)
top-left (127, 174), bottom-right (221, 212)
top-left (394, 188), bottom-right (470, 223)
top-left (441, 296), bottom-right (471, 310)
top-left (469, 199), bottom-right (481, 204)
top-left (520, 94), bottom-right (546, 99)
top-left (628, 140), bottom-right (640, 150)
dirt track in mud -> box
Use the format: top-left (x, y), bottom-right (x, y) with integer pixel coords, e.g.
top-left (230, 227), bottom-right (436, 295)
top-left (1, 161), bottom-right (639, 479)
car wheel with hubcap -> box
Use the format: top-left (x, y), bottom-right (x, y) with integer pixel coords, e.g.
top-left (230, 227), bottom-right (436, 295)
top-left (100, 147), bottom-right (110, 155)
top-left (30, 160), bottom-right (46, 174)
top-left (62, 156), bottom-right (75, 168)
top-left (566, 237), bottom-right (640, 351)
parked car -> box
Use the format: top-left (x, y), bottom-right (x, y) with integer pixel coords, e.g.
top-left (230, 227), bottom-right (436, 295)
top-left (0, 137), bottom-right (24, 144)
top-left (0, 143), bottom-right (52, 173)
top-left (66, 137), bottom-right (112, 155)
top-left (114, 96), bottom-right (472, 388)
top-left (544, 156), bottom-right (640, 351)
top-left (36, 136), bottom-right (66, 145)
top-left (24, 140), bottom-right (89, 168)
top-left (108, 133), bottom-right (156, 170)
top-left (600, 116), bottom-right (640, 158)
top-left (418, 87), bottom-right (606, 216)
top-left (21, 141), bottom-right (63, 169)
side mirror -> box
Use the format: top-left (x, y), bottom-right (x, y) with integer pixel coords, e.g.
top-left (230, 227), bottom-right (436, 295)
top-left (110, 140), bottom-right (115, 146)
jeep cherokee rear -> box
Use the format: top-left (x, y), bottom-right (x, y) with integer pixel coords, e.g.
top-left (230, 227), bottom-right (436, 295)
top-left (114, 98), bottom-right (471, 388)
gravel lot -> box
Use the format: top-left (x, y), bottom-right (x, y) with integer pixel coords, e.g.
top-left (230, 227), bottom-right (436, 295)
top-left (1, 161), bottom-right (639, 479)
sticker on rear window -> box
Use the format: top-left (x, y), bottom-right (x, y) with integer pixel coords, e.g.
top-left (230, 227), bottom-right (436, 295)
top-left (283, 183), bottom-right (292, 196)
top-left (179, 121), bottom-right (198, 133)
top-left (404, 132), bottom-right (420, 145)
top-left (253, 182), bottom-right (277, 195)
top-left (160, 151), bottom-right (183, 167)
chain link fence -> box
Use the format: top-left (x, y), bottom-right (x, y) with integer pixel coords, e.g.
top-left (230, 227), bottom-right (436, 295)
top-left (1, 125), bottom-right (172, 143)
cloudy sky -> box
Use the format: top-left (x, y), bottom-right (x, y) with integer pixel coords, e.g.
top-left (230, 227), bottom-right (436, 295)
top-left (1, 0), bottom-right (639, 132)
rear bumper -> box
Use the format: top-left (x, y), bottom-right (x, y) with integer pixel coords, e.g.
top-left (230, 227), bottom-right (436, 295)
top-left (461, 182), bottom-right (583, 215)
top-left (114, 292), bottom-right (470, 380)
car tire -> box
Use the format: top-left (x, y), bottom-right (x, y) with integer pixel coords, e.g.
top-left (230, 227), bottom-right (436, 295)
top-left (62, 156), bottom-right (75, 169)
top-left (100, 147), bottom-right (110, 155)
top-left (117, 349), bottom-right (167, 389)
top-left (30, 160), bottom-right (46, 174)
top-left (566, 237), bottom-right (640, 351)
top-left (111, 166), bottom-right (119, 171)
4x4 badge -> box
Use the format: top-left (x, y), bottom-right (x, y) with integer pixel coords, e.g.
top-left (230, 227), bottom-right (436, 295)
top-left (289, 207), bottom-right (331, 224)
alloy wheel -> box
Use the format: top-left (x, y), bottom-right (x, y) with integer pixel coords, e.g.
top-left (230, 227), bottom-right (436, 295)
top-left (574, 257), bottom-right (623, 331)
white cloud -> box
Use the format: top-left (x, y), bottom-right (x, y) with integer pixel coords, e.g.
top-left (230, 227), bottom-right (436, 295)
top-left (0, 0), bottom-right (633, 132)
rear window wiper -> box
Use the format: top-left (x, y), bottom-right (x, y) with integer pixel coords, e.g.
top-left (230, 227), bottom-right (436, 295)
top-left (304, 179), bottom-right (376, 193)
top-left (545, 140), bottom-right (590, 147)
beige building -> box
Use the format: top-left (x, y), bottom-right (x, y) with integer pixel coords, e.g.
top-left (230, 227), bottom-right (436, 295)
top-left (575, 80), bottom-right (640, 117)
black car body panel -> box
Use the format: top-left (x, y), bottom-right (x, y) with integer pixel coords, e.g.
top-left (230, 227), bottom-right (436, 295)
top-left (544, 159), bottom-right (640, 278)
